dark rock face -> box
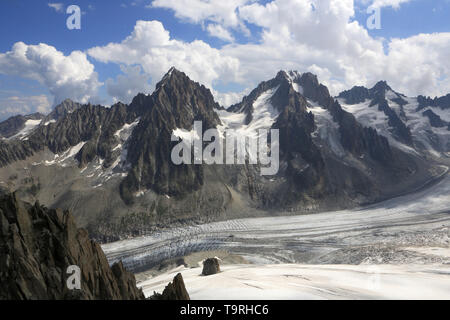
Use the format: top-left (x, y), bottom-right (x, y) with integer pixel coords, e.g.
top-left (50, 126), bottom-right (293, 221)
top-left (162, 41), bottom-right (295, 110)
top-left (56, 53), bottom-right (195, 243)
top-left (0, 113), bottom-right (44, 139)
top-left (230, 70), bottom-right (323, 174)
top-left (202, 258), bottom-right (221, 276)
top-left (43, 99), bottom-right (82, 123)
top-left (0, 138), bottom-right (44, 166)
top-left (338, 81), bottom-right (391, 105)
top-left (36, 103), bottom-right (136, 160)
top-left (417, 94), bottom-right (450, 110)
top-left (150, 273), bottom-right (190, 300)
top-left (294, 73), bottom-right (393, 162)
top-left (422, 109), bottom-right (448, 128)
top-left (329, 100), bottom-right (393, 163)
top-left (375, 98), bottom-right (412, 144)
top-left (0, 193), bottom-right (145, 300)
top-left (298, 72), bottom-right (335, 108)
top-left (338, 86), bottom-right (370, 105)
top-left (120, 68), bottom-right (221, 203)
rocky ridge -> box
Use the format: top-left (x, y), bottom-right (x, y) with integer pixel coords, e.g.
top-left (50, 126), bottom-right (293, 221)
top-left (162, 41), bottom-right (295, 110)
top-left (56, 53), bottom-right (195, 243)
top-left (0, 192), bottom-right (145, 300)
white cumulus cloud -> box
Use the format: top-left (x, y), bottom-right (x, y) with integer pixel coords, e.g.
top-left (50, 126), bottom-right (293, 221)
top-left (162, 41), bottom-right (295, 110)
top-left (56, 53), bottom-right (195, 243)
top-left (88, 20), bottom-right (240, 90)
top-left (0, 42), bottom-right (101, 106)
top-left (384, 32), bottom-right (450, 97)
top-left (207, 24), bottom-right (235, 42)
top-left (0, 95), bottom-right (52, 120)
top-left (365, 0), bottom-right (414, 9)
top-left (150, 0), bottom-right (253, 38)
top-left (48, 3), bottom-right (64, 12)
top-left (107, 65), bottom-right (152, 104)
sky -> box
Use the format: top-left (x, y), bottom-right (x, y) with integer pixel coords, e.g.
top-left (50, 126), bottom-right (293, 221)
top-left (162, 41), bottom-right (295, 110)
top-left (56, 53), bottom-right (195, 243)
top-left (0, 0), bottom-right (449, 120)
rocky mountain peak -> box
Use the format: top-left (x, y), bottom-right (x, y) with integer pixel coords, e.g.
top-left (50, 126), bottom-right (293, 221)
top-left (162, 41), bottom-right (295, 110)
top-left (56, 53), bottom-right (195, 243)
top-left (0, 68), bottom-right (439, 242)
top-left (228, 69), bottom-right (308, 120)
top-left (299, 72), bottom-right (320, 87)
top-left (155, 67), bottom-right (189, 90)
top-left (276, 70), bottom-right (299, 83)
top-left (150, 68), bottom-right (221, 127)
top-left (338, 81), bottom-right (396, 105)
top-left (297, 72), bottom-right (333, 108)
top-left (286, 70), bottom-right (302, 80)
top-left (150, 273), bottom-right (190, 300)
top-left (338, 86), bottom-right (370, 105)
top-left (129, 92), bottom-right (152, 115)
top-left (119, 67), bottom-right (221, 203)
top-left (43, 98), bottom-right (82, 123)
top-left (152, 68), bottom-right (220, 117)
top-left (371, 80), bottom-right (392, 95)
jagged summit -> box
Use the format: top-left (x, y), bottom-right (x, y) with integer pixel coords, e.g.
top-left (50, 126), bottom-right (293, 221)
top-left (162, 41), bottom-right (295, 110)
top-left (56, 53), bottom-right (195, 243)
top-left (275, 70), bottom-right (320, 88)
top-left (371, 80), bottom-right (392, 93)
top-left (119, 66), bottom-right (221, 203)
top-left (156, 67), bottom-right (190, 89)
top-left (276, 70), bottom-right (301, 82)
top-left (167, 65), bottom-right (177, 73)
top-left (338, 80), bottom-right (399, 104)
top-left (418, 93), bottom-right (450, 110)
top-left (43, 98), bottom-right (82, 123)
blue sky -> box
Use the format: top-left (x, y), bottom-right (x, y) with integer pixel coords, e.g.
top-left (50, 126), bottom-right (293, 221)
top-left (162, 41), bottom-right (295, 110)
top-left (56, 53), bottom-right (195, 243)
top-left (0, 0), bottom-right (449, 120)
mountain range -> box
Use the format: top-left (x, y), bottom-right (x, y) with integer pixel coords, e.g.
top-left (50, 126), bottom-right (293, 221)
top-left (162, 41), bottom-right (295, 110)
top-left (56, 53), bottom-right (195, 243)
top-left (0, 68), bottom-right (448, 241)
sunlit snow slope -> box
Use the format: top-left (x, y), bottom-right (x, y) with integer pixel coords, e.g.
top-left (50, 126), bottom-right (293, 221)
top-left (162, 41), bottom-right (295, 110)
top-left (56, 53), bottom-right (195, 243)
top-left (138, 264), bottom-right (450, 300)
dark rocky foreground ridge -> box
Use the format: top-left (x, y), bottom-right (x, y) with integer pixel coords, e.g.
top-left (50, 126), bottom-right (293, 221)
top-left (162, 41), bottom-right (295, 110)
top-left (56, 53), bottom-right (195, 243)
top-left (0, 192), bottom-right (145, 300)
top-left (0, 68), bottom-right (446, 240)
top-left (150, 273), bottom-right (190, 300)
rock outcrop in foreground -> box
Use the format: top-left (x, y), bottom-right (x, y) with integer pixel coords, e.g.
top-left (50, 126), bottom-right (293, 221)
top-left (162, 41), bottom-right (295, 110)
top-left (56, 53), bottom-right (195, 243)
top-left (150, 273), bottom-right (190, 300)
top-left (202, 258), bottom-right (221, 276)
top-left (0, 193), bottom-right (145, 300)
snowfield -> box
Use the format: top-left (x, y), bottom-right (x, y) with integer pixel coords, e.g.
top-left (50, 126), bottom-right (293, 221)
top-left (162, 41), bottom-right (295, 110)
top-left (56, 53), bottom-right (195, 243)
top-left (138, 264), bottom-right (450, 300)
top-left (216, 86), bottom-right (280, 141)
top-left (8, 119), bottom-right (42, 140)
